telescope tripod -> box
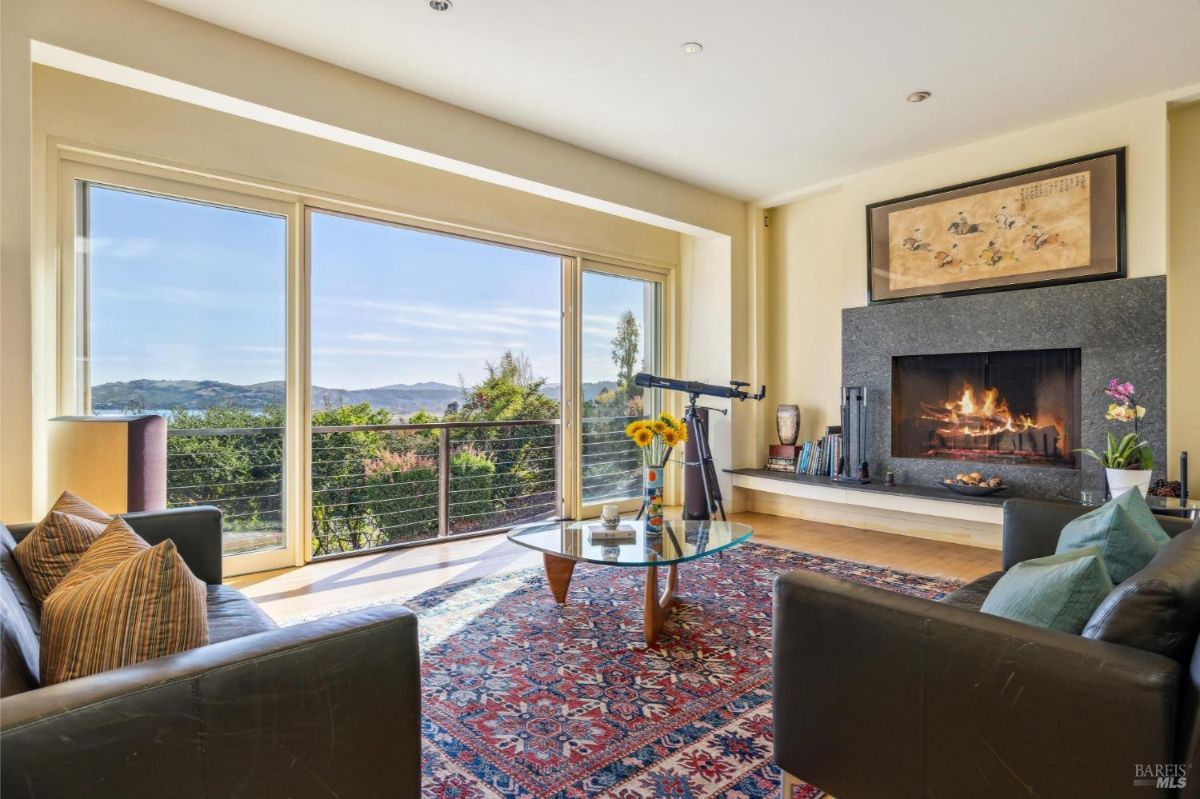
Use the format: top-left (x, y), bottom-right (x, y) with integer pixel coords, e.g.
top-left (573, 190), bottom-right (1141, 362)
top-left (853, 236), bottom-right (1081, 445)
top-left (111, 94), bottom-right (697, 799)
top-left (634, 392), bottom-right (727, 523)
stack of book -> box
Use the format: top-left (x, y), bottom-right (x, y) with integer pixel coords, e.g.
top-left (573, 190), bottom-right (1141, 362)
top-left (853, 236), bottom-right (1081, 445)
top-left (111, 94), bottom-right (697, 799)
top-left (765, 444), bottom-right (800, 473)
top-left (795, 432), bottom-right (843, 478)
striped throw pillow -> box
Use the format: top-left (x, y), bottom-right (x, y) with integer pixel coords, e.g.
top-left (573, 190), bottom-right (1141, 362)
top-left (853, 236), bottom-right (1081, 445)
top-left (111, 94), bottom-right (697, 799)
top-left (40, 529), bottom-right (208, 685)
top-left (13, 492), bottom-right (112, 603)
top-left (54, 517), bottom-right (150, 594)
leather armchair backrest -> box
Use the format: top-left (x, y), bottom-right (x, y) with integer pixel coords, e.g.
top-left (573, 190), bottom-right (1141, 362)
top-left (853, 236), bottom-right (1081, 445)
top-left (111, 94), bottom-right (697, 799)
top-left (1083, 528), bottom-right (1200, 662)
top-left (1, 526), bottom-right (41, 696)
top-left (1002, 498), bottom-right (1194, 570)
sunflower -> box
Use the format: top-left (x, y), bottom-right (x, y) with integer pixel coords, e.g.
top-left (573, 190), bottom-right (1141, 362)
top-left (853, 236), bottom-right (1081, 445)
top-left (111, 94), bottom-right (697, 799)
top-left (673, 421), bottom-right (689, 443)
top-left (651, 420), bottom-right (667, 434)
top-left (632, 427), bottom-right (655, 447)
top-left (659, 412), bottom-right (680, 429)
top-left (625, 419), bottom-right (649, 437)
top-left (662, 428), bottom-right (679, 447)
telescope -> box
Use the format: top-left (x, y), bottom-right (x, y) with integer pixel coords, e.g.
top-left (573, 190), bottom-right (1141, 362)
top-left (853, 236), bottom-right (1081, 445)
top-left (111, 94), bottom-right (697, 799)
top-left (632, 373), bottom-right (765, 522)
top-left (633, 373), bottom-right (765, 403)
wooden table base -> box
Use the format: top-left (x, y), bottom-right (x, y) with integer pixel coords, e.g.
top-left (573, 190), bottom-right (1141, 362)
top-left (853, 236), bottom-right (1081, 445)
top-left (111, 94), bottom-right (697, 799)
top-left (541, 553), bottom-right (679, 645)
top-left (643, 563), bottom-right (678, 645)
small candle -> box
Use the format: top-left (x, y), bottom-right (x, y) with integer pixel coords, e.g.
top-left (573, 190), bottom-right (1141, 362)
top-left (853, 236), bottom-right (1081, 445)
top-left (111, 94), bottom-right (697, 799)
top-left (601, 504), bottom-right (620, 527)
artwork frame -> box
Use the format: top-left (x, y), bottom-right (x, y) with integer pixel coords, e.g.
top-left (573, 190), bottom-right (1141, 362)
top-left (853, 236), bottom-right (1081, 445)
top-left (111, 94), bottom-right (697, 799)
top-left (866, 148), bottom-right (1126, 304)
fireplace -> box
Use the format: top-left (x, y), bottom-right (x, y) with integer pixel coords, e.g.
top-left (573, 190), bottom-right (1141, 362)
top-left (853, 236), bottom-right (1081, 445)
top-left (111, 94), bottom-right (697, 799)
top-left (891, 348), bottom-right (1081, 468)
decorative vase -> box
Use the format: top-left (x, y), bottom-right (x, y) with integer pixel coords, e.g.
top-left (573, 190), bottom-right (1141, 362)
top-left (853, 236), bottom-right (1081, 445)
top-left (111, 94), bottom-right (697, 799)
top-left (776, 404), bottom-right (800, 446)
top-left (643, 465), bottom-right (664, 534)
top-left (1106, 467), bottom-right (1152, 498)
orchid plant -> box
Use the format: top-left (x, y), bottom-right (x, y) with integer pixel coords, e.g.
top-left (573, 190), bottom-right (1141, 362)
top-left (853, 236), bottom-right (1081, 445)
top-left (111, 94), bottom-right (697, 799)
top-left (1076, 379), bottom-right (1154, 470)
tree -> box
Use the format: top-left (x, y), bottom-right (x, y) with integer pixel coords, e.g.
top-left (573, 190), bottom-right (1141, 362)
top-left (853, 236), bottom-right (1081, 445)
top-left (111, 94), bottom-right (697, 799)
top-left (610, 310), bottom-right (640, 400)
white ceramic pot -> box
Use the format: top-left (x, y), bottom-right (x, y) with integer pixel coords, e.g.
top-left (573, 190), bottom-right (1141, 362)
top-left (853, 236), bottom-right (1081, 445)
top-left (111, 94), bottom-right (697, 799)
top-left (1106, 468), bottom-right (1152, 498)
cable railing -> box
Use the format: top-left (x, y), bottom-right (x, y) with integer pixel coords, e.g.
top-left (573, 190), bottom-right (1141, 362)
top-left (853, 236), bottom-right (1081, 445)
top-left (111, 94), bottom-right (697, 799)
top-left (166, 412), bottom-right (650, 558)
top-left (166, 425), bottom-right (285, 556)
top-left (581, 414), bottom-right (643, 504)
top-left (168, 418), bottom-right (561, 559)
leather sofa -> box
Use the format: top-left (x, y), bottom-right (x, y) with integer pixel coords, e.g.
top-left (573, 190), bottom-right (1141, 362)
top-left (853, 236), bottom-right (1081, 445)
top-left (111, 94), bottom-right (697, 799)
top-left (1, 506), bottom-right (421, 798)
top-left (774, 498), bottom-right (1199, 799)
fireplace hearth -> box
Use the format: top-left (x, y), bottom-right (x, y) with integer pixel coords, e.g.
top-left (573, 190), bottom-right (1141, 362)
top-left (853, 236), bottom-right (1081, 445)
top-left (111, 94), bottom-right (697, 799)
top-left (891, 348), bottom-right (1081, 469)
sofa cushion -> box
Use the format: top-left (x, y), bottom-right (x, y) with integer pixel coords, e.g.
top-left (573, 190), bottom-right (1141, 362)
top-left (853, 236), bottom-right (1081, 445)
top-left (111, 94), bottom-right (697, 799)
top-left (1, 525), bottom-right (41, 696)
top-left (1082, 527), bottom-right (1200, 662)
top-left (2, 524), bottom-right (40, 637)
top-left (206, 585), bottom-right (278, 644)
top-left (1055, 490), bottom-right (1163, 584)
top-left (941, 571), bottom-right (1003, 611)
top-left (40, 538), bottom-right (208, 685)
top-left (981, 546), bottom-right (1114, 633)
top-left (12, 492), bottom-right (111, 603)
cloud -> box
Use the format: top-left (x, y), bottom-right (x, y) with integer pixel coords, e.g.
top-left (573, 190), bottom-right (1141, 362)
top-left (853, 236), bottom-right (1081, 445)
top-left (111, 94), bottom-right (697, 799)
top-left (82, 236), bottom-right (157, 259)
top-left (346, 332), bottom-right (411, 343)
top-left (223, 345), bottom-right (285, 353)
top-left (328, 298), bottom-right (559, 336)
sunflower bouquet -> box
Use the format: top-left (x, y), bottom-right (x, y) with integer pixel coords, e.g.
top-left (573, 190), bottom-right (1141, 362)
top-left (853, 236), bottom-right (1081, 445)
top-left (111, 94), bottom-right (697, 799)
top-left (625, 412), bottom-right (689, 468)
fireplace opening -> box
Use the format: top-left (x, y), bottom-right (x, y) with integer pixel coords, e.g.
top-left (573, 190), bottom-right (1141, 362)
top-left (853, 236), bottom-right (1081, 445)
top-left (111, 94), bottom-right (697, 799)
top-left (892, 348), bottom-right (1081, 468)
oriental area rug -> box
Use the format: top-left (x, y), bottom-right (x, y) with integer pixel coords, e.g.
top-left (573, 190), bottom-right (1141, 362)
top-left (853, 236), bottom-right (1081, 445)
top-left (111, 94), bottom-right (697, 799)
top-left (397, 542), bottom-right (961, 799)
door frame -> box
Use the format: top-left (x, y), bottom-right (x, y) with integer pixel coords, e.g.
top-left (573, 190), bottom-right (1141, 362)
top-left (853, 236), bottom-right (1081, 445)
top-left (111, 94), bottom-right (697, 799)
top-left (571, 259), bottom-right (673, 521)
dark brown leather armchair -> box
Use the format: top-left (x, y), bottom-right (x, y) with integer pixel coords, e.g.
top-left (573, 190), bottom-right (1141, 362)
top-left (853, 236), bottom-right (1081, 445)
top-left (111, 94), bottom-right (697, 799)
top-left (1, 507), bottom-right (422, 798)
top-left (773, 499), bottom-right (1199, 799)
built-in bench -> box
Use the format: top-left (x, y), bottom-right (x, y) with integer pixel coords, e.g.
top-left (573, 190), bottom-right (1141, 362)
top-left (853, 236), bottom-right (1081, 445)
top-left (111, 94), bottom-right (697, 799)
top-left (728, 468), bottom-right (1004, 549)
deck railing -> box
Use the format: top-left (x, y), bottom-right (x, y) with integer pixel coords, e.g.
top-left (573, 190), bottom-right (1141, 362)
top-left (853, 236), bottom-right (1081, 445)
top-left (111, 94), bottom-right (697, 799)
top-left (167, 413), bottom-right (647, 558)
top-left (168, 419), bottom-right (560, 558)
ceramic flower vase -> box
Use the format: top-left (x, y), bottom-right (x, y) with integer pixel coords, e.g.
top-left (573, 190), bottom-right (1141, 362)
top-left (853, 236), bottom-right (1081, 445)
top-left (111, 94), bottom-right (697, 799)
top-left (776, 404), bottom-right (800, 446)
top-left (643, 465), bottom-right (664, 534)
top-left (1106, 467), bottom-right (1152, 499)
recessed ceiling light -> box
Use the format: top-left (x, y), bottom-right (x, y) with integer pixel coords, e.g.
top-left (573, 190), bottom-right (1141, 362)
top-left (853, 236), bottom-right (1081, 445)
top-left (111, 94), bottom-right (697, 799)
top-left (907, 91), bottom-right (932, 103)
top-left (429, 0), bottom-right (452, 10)
top-left (681, 42), bottom-right (704, 54)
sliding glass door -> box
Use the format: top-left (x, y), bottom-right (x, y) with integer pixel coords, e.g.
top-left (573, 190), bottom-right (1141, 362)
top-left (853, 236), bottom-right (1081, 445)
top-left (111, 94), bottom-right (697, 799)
top-left (578, 265), bottom-right (663, 516)
top-left (307, 210), bottom-right (563, 558)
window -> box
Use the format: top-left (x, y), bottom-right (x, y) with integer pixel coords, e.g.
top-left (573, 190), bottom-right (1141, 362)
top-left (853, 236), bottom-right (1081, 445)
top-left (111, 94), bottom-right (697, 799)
top-left (64, 159), bottom-right (670, 570)
top-left (308, 211), bottom-right (563, 556)
top-left (74, 178), bottom-right (291, 563)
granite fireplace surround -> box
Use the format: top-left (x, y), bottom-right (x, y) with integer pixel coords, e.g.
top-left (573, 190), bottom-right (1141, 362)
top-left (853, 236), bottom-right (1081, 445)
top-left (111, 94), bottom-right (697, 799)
top-left (842, 275), bottom-right (1166, 499)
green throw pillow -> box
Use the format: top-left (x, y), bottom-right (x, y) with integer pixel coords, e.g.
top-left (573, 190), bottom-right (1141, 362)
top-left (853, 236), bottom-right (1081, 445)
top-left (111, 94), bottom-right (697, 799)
top-left (1055, 489), bottom-right (1165, 583)
top-left (981, 547), bottom-right (1114, 634)
top-left (1110, 487), bottom-right (1171, 546)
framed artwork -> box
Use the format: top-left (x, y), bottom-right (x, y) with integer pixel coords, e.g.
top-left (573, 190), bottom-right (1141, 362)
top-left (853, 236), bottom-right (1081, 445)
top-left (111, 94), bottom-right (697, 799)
top-left (866, 148), bottom-right (1125, 303)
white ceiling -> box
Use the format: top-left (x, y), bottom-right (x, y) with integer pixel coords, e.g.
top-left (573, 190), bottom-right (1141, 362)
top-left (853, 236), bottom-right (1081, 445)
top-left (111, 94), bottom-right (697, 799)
top-left (148, 0), bottom-right (1200, 202)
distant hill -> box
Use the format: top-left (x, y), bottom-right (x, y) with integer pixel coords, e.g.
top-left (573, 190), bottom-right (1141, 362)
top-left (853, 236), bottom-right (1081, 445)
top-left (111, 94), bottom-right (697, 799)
top-left (92, 378), bottom-right (619, 417)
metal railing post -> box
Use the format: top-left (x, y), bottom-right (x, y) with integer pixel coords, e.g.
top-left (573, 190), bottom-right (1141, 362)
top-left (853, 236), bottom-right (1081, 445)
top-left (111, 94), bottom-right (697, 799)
top-left (438, 426), bottom-right (450, 537)
top-left (554, 423), bottom-right (562, 519)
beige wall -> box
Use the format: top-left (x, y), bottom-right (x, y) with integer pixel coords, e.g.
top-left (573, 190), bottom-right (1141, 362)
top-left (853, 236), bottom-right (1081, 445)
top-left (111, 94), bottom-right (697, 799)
top-left (763, 191), bottom-right (846, 446)
top-left (33, 68), bottom-right (683, 268)
top-left (1168, 101), bottom-right (1200, 497)
top-left (763, 89), bottom-right (1196, 485)
top-left (1, 0), bottom-right (756, 521)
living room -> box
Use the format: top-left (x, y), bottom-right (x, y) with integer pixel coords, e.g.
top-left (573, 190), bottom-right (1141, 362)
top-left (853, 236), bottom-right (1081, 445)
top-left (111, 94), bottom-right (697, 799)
top-left (2, 1), bottom-right (1199, 797)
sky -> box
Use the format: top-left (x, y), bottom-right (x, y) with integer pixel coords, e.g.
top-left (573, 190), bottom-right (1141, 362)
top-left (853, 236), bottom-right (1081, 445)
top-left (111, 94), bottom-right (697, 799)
top-left (87, 184), bottom-right (652, 391)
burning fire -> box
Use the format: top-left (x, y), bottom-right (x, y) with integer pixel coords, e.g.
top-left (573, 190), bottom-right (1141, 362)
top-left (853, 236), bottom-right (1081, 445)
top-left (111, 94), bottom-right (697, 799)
top-left (920, 384), bottom-right (1044, 438)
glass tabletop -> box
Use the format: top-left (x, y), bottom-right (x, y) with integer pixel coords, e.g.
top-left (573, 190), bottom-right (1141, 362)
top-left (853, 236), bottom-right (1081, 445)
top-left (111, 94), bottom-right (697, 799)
top-left (1056, 489), bottom-right (1200, 519)
top-left (507, 519), bottom-right (753, 567)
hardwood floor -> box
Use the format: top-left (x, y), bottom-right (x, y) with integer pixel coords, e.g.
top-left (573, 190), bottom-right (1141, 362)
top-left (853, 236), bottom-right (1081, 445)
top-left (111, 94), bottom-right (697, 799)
top-left (229, 511), bottom-right (1000, 623)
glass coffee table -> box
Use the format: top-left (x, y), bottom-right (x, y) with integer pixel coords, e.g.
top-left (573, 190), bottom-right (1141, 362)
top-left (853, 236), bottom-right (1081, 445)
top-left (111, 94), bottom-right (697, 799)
top-left (507, 518), bottom-right (753, 645)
